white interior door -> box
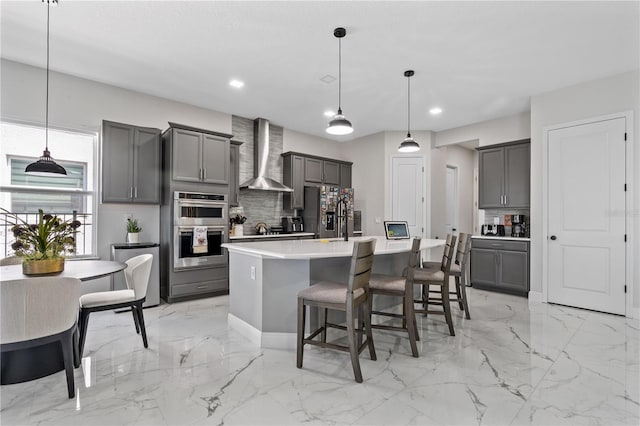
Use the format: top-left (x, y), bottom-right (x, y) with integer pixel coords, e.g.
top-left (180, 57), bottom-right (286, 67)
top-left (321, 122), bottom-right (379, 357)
top-left (391, 156), bottom-right (424, 237)
top-left (445, 165), bottom-right (458, 235)
top-left (547, 117), bottom-right (626, 315)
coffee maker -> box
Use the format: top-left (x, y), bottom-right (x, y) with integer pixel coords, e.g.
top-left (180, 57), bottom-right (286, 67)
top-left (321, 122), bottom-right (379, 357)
top-left (511, 214), bottom-right (527, 237)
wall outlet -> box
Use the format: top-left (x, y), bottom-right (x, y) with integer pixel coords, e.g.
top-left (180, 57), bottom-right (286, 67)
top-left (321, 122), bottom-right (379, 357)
top-left (375, 217), bottom-right (382, 224)
top-left (250, 266), bottom-right (256, 280)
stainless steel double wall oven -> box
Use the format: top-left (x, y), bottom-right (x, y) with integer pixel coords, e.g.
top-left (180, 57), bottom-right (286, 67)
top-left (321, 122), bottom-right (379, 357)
top-left (173, 191), bottom-right (228, 270)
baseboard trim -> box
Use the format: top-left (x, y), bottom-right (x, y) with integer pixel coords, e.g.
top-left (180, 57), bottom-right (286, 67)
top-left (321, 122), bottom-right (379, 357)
top-left (227, 314), bottom-right (296, 349)
top-left (528, 291), bottom-right (544, 303)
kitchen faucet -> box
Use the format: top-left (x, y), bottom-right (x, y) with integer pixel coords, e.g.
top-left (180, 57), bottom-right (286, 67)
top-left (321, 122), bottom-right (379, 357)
top-left (337, 196), bottom-right (349, 241)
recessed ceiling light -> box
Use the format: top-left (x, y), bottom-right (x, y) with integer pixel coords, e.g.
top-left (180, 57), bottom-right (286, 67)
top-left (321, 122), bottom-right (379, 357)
top-left (229, 79), bottom-right (244, 88)
top-left (324, 110), bottom-right (335, 117)
top-left (429, 107), bottom-right (443, 115)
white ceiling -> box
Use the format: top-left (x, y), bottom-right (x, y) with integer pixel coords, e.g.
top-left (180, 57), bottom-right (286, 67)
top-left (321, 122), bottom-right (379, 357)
top-left (1, 1), bottom-right (638, 141)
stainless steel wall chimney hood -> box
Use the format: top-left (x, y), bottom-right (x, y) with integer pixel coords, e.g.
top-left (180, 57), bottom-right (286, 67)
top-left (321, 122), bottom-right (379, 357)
top-left (239, 118), bottom-right (293, 192)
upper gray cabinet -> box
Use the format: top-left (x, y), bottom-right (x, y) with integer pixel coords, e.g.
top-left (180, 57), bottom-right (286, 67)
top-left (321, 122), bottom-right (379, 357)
top-left (282, 152), bottom-right (353, 210)
top-left (167, 124), bottom-right (231, 185)
top-left (323, 160), bottom-right (340, 185)
top-left (102, 120), bottom-right (160, 204)
top-left (304, 157), bottom-right (323, 183)
top-left (478, 140), bottom-right (530, 209)
top-left (339, 162), bottom-right (352, 188)
top-left (229, 140), bottom-right (243, 207)
top-left (283, 154), bottom-right (305, 210)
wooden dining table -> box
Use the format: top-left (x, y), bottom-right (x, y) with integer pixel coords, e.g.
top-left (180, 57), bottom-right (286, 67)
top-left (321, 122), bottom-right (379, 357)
top-left (1, 259), bottom-right (126, 385)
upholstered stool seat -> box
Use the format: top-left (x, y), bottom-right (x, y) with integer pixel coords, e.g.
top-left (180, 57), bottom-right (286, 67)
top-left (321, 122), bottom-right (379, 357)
top-left (298, 282), bottom-right (364, 304)
top-left (368, 273), bottom-right (405, 292)
top-left (79, 289), bottom-right (135, 308)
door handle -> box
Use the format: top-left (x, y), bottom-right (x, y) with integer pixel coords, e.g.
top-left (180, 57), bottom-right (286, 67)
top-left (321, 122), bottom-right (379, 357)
top-left (550, 235), bottom-right (557, 241)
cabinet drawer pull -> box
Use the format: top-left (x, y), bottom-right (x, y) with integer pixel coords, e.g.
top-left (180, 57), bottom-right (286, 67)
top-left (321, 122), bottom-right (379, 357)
top-left (491, 243), bottom-right (503, 247)
top-left (133, 186), bottom-right (137, 198)
top-left (196, 285), bottom-right (209, 289)
top-left (202, 168), bottom-right (207, 180)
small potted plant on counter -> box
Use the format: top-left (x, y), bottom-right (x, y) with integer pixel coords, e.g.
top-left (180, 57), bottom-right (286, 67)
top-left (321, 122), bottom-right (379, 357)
top-left (127, 217), bottom-right (142, 243)
top-left (229, 214), bottom-right (247, 237)
top-left (2, 208), bottom-right (82, 275)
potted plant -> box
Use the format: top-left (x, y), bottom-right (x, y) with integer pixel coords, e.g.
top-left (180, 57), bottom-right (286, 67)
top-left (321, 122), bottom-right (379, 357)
top-left (127, 217), bottom-right (142, 243)
top-left (229, 214), bottom-right (246, 237)
top-left (2, 208), bottom-right (82, 275)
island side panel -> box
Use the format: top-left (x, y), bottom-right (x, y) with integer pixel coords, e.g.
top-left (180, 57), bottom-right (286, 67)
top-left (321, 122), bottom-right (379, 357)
top-left (262, 258), bottom-right (311, 334)
top-left (228, 251), bottom-right (264, 332)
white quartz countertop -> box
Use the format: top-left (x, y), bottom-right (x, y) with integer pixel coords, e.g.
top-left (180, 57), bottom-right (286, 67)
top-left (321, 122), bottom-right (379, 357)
top-left (229, 232), bottom-right (315, 240)
top-left (472, 235), bottom-right (531, 241)
top-left (222, 236), bottom-right (445, 259)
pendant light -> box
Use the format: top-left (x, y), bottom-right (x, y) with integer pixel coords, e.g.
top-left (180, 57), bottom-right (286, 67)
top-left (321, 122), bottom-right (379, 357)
top-left (326, 27), bottom-right (353, 136)
top-left (398, 70), bottom-right (420, 153)
top-left (25, 0), bottom-right (67, 177)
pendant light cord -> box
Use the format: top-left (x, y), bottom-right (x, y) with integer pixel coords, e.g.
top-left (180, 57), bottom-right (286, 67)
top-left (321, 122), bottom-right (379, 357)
top-left (407, 74), bottom-right (411, 137)
top-left (337, 36), bottom-right (342, 113)
top-left (45, 0), bottom-right (51, 152)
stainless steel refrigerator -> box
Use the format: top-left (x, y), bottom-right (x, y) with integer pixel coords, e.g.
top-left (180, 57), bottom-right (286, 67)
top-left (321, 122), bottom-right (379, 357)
top-left (302, 186), bottom-right (354, 239)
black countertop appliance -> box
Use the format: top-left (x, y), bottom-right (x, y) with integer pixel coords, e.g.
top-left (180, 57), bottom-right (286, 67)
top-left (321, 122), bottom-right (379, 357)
top-left (282, 216), bottom-right (304, 233)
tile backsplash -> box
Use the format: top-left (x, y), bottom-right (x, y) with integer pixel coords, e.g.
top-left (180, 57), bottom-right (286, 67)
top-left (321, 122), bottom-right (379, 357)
top-left (480, 208), bottom-right (530, 237)
top-left (232, 115), bottom-right (293, 235)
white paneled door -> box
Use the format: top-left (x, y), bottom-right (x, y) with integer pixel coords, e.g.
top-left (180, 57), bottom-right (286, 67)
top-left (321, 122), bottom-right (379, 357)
top-left (391, 156), bottom-right (424, 237)
top-left (445, 165), bottom-right (458, 235)
top-left (547, 117), bottom-right (626, 315)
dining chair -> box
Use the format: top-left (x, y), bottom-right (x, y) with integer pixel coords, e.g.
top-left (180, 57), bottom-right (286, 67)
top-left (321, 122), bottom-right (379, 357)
top-left (78, 254), bottom-right (153, 359)
top-left (421, 233), bottom-right (472, 319)
top-left (367, 237), bottom-right (421, 357)
top-left (1, 277), bottom-right (81, 398)
top-left (413, 234), bottom-right (458, 336)
top-left (296, 239), bottom-right (376, 383)
top-left (0, 255), bottom-right (22, 266)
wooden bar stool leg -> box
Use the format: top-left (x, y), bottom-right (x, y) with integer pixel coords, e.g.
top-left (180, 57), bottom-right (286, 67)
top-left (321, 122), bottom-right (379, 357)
top-left (457, 276), bottom-right (471, 319)
top-left (404, 289), bottom-right (419, 357)
top-left (442, 280), bottom-right (455, 336)
top-left (362, 299), bottom-right (376, 361)
top-left (346, 305), bottom-right (363, 383)
top-left (454, 276), bottom-right (464, 310)
top-left (320, 307), bottom-right (327, 343)
top-left (296, 298), bottom-right (305, 368)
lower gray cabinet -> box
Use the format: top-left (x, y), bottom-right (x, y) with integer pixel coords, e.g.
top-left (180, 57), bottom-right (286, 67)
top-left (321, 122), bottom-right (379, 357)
top-left (470, 238), bottom-right (529, 296)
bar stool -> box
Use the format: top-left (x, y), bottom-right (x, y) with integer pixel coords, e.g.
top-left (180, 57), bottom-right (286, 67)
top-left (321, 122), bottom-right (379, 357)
top-left (413, 234), bottom-right (458, 336)
top-left (296, 239), bottom-right (377, 383)
top-left (422, 233), bottom-right (472, 319)
top-left (367, 237), bottom-right (421, 357)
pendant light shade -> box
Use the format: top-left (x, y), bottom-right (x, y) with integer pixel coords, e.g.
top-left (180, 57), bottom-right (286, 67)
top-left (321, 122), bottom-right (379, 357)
top-left (25, 0), bottom-right (67, 177)
top-left (326, 27), bottom-right (353, 136)
top-left (398, 70), bottom-right (420, 153)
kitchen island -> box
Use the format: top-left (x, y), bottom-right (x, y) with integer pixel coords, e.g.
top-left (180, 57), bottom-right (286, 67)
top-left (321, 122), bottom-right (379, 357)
top-left (222, 236), bottom-right (444, 348)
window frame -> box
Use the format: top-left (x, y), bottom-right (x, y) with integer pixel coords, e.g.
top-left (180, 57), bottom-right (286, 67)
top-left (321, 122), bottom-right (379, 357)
top-left (0, 119), bottom-right (100, 259)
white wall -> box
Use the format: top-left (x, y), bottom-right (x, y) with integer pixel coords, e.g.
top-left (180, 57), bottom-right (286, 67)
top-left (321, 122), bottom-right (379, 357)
top-left (530, 70), bottom-right (640, 310)
top-left (435, 111), bottom-right (531, 148)
top-left (283, 128), bottom-right (346, 160)
top-left (430, 144), bottom-right (475, 239)
top-left (342, 132), bottom-right (386, 235)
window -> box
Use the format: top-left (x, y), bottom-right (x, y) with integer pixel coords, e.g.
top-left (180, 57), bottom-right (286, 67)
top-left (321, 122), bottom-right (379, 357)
top-left (0, 121), bottom-right (98, 258)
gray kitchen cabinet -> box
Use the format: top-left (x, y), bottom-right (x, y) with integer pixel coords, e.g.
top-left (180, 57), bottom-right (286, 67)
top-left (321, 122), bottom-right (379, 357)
top-left (283, 153), bottom-right (305, 210)
top-left (102, 120), bottom-right (160, 204)
top-left (323, 160), bottom-right (340, 185)
top-left (304, 157), bottom-right (323, 183)
top-left (229, 141), bottom-right (243, 207)
top-left (470, 238), bottom-right (529, 296)
top-left (478, 140), bottom-right (530, 209)
top-left (169, 125), bottom-right (230, 184)
top-left (282, 151), bottom-right (354, 210)
top-left (340, 163), bottom-right (352, 188)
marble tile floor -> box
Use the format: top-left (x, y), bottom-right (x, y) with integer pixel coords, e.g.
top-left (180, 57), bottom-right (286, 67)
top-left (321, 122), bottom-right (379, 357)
top-left (1, 288), bottom-right (639, 426)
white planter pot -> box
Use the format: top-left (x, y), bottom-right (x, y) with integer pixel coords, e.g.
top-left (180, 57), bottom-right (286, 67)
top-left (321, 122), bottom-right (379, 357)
top-left (233, 224), bottom-right (243, 237)
top-left (127, 232), bottom-right (140, 243)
